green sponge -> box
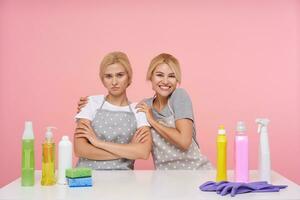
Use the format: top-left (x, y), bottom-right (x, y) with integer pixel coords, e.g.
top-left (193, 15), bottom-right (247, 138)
top-left (66, 168), bottom-right (92, 178)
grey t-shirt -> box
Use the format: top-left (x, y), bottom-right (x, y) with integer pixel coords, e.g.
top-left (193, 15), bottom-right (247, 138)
top-left (144, 88), bottom-right (213, 169)
top-left (144, 88), bottom-right (194, 122)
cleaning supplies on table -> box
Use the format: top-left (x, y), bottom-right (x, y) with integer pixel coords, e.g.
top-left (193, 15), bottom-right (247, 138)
top-left (57, 136), bottom-right (72, 185)
top-left (21, 121), bottom-right (35, 186)
top-left (199, 181), bottom-right (287, 197)
top-left (216, 125), bottom-right (227, 182)
top-left (66, 168), bottom-right (92, 187)
top-left (41, 127), bottom-right (56, 185)
top-left (234, 121), bottom-right (249, 182)
top-left (256, 118), bottom-right (271, 183)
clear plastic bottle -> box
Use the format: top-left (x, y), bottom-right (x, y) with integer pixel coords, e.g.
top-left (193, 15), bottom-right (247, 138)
top-left (216, 125), bottom-right (227, 182)
top-left (234, 121), bottom-right (249, 182)
top-left (57, 136), bottom-right (72, 185)
top-left (41, 127), bottom-right (56, 185)
top-left (21, 121), bottom-right (35, 186)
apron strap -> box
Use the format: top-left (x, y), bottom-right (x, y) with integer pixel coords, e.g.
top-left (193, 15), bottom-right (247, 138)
top-left (128, 102), bottom-right (135, 114)
top-left (98, 95), bottom-right (106, 110)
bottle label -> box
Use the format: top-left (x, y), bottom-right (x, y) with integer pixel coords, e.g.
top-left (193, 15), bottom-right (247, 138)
top-left (43, 144), bottom-right (54, 163)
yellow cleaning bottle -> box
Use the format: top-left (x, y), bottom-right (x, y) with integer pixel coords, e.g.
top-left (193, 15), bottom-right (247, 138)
top-left (216, 125), bottom-right (227, 182)
top-left (41, 127), bottom-right (56, 185)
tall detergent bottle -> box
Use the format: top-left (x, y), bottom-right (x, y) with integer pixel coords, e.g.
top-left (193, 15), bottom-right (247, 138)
top-left (216, 125), bottom-right (227, 182)
top-left (234, 121), bottom-right (249, 182)
top-left (41, 127), bottom-right (56, 185)
top-left (256, 118), bottom-right (271, 183)
top-left (21, 121), bottom-right (35, 186)
top-left (57, 136), bottom-right (72, 185)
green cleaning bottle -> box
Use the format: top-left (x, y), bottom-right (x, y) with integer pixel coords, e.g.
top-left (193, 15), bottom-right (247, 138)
top-left (21, 121), bottom-right (35, 186)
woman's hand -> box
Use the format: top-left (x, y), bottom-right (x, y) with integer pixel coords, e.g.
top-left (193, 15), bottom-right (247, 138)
top-left (77, 96), bottom-right (89, 113)
top-left (131, 126), bottom-right (150, 143)
top-left (136, 102), bottom-right (155, 124)
top-left (75, 120), bottom-right (102, 147)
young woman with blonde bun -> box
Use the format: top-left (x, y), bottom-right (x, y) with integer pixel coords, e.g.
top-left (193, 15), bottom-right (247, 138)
top-left (74, 52), bottom-right (152, 170)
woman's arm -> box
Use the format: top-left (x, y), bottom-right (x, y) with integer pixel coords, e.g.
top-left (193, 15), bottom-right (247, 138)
top-left (136, 102), bottom-right (193, 151)
top-left (74, 119), bottom-right (121, 160)
top-left (94, 128), bottom-right (152, 160)
top-left (148, 117), bottom-right (193, 151)
top-left (75, 120), bottom-right (152, 160)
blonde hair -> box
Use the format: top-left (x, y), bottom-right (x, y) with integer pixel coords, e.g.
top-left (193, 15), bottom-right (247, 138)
top-left (146, 53), bottom-right (181, 83)
top-left (99, 51), bottom-right (133, 86)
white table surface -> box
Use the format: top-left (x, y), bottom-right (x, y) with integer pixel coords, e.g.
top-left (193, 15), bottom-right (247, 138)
top-left (1, 170), bottom-right (300, 200)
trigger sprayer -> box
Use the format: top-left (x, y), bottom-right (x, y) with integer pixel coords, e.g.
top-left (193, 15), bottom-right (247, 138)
top-left (256, 118), bottom-right (271, 183)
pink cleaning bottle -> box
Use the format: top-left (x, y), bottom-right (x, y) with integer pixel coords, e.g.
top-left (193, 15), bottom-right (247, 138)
top-left (234, 121), bottom-right (249, 182)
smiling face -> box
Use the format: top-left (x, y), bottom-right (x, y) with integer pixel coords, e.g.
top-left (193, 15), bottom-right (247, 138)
top-left (151, 63), bottom-right (178, 98)
top-left (102, 63), bottom-right (129, 97)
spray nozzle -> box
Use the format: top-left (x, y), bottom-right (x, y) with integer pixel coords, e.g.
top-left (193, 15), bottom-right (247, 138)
top-left (255, 119), bottom-right (270, 133)
top-left (236, 121), bottom-right (246, 133)
top-left (46, 126), bottom-right (57, 141)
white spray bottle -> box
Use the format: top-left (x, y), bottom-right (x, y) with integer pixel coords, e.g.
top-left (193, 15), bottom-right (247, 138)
top-left (256, 118), bottom-right (271, 183)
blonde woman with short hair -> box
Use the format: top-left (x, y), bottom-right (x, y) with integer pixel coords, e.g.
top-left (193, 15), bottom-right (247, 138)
top-left (136, 53), bottom-right (212, 170)
top-left (74, 51), bottom-right (152, 170)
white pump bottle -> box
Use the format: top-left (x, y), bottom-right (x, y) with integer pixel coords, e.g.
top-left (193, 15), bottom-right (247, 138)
top-left (256, 118), bottom-right (271, 183)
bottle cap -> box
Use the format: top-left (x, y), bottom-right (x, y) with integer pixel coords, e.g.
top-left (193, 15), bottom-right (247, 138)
top-left (46, 127), bottom-right (56, 141)
top-left (218, 125), bottom-right (226, 135)
top-left (256, 118), bottom-right (270, 133)
top-left (23, 121), bottom-right (34, 139)
top-left (62, 136), bottom-right (69, 141)
top-left (236, 121), bottom-right (246, 133)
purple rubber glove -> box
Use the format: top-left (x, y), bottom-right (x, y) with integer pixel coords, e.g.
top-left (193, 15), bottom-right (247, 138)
top-left (199, 181), bottom-right (228, 192)
top-left (228, 182), bottom-right (265, 196)
top-left (217, 182), bottom-right (239, 195)
top-left (199, 181), bottom-right (287, 197)
top-left (218, 181), bottom-right (273, 195)
top-left (230, 181), bottom-right (288, 197)
top-left (200, 181), bottom-right (242, 195)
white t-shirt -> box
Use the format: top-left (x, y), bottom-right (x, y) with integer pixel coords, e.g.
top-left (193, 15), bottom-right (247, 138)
top-left (75, 95), bottom-right (150, 128)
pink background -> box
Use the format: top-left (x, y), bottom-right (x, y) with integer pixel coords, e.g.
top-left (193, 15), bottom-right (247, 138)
top-left (1, 1), bottom-right (299, 187)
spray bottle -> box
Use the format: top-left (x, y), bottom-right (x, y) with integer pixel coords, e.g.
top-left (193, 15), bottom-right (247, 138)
top-left (256, 118), bottom-right (271, 183)
top-left (234, 121), bottom-right (249, 182)
top-left (216, 125), bottom-right (227, 182)
top-left (41, 127), bottom-right (56, 185)
top-left (57, 135), bottom-right (72, 184)
top-left (21, 121), bottom-right (35, 186)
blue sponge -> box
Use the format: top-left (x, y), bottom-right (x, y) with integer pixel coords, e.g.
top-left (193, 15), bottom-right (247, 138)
top-left (68, 177), bottom-right (92, 187)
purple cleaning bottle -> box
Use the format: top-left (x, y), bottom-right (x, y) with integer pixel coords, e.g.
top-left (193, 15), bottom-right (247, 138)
top-left (234, 121), bottom-right (249, 183)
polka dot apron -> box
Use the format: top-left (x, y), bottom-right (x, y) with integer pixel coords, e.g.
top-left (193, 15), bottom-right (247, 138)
top-left (151, 100), bottom-right (213, 170)
top-left (77, 99), bottom-right (137, 170)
